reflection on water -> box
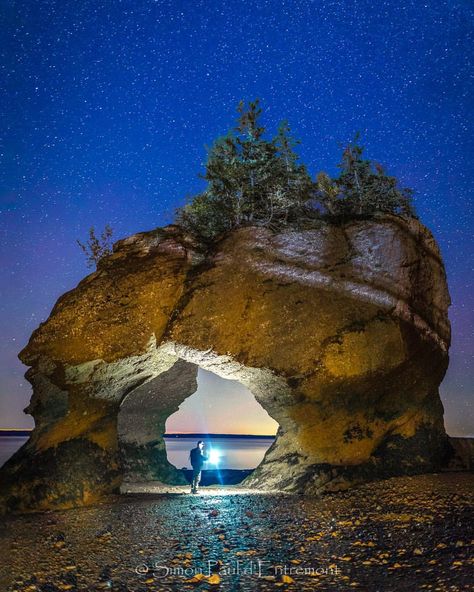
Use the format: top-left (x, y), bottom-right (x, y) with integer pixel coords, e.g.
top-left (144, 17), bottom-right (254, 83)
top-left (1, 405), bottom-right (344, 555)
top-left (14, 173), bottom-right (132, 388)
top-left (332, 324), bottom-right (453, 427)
top-left (165, 436), bottom-right (275, 470)
top-left (0, 436), bottom-right (275, 471)
top-left (0, 437), bottom-right (28, 468)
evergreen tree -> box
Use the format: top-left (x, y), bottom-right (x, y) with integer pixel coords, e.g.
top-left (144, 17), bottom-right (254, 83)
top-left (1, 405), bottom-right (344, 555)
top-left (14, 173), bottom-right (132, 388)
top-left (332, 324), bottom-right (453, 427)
top-left (175, 106), bottom-right (417, 243)
top-left (316, 133), bottom-right (417, 218)
top-left (175, 98), bottom-right (313, 239)
top-left (272, 120), bottom-right (314, 213)
top-left (316, 171), bottom-right (339, 215)
top-left (233, 99), bottom-right (279, 222)
top-left (335, 132), bottom-right (373, 215)
top-left (175, 192), bottom-right (232, 241)
top-left (368, 162), bottom-right (416, 216)
top-left (200, 132), bottom-right (244, 225)
top-left (235, 98), bottom-right (265, 140)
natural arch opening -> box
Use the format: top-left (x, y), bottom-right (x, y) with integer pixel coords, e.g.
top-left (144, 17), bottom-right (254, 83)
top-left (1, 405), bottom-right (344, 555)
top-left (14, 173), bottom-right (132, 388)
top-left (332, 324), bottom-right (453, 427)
top-left (164, 367), bottom-right (278, 486)
top-left (117, 342), bottom-right (292, 490)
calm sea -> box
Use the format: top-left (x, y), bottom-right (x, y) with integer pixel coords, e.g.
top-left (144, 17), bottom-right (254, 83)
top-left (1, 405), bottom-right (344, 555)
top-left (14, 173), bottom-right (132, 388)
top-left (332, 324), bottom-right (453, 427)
top-left (0, 437), bottom-right (28, 468)
top-left (0, 436), bottom-right (275, 470)
top-left (165, 436), bottom-right (275, 470)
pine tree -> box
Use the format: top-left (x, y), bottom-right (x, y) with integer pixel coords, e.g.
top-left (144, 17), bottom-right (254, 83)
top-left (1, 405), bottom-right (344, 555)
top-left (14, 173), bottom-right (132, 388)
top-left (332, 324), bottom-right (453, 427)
top-left (176, 98), bottom-right (298, 238)
top-left (335, 132), bottom-right (373, 215)
top-left (235, 98), bottom-right (265, 140)
top-left (272, 120), bottom-right (313, 211)
top-left (200, 132), bottom-right (244, 225)
top-left (368, 162), bottom-right (416, 216)
top-left (316, 171), bottom-right (339, 215)
top-left (234, 98), bottom-right (279, 222)
top-left (175, 192), bottom-right (232, 240)
top-left (174, 105), bottom-right (417, 242)
top-left (316, 133), bottom-right (417, 218)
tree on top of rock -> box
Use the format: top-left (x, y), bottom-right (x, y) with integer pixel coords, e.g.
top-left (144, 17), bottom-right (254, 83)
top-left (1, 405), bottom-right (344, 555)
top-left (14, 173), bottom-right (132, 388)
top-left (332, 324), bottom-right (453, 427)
top-left (175, 98), bottom-right (314, 240)
top-left (175, 103), bottom-right (417, 243)
top-left (317, 133), bottom-right (417, 218)
top-left (76, 224), bottom-right (114, 269)
top-left (272, 119), bottom-right (314, 216)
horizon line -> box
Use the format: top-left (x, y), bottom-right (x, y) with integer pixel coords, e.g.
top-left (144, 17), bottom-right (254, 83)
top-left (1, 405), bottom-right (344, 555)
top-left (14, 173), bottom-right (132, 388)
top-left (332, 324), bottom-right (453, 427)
top-left (0, 428), bottom-right (277, 437)
top-left (163, 432), bottom-right (277, 437)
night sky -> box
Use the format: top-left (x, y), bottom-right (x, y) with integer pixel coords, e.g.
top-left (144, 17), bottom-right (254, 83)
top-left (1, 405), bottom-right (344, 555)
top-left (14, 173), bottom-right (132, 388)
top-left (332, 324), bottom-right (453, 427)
top-left (1, 1), bottom-right (472, 436)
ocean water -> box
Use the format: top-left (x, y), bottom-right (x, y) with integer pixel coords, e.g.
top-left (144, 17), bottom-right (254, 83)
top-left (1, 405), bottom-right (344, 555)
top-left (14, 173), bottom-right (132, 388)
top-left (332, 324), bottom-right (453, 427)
top-left (0, 436), bottom-right (275, 471)
top-left (0, 437), bottom-right (27, 468)
top-left (164, 436), bottom-right (275, 470)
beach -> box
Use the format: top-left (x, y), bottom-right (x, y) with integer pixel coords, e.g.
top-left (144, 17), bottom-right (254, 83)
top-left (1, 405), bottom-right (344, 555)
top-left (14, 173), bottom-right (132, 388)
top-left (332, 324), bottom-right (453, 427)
top-left (1, 473), bottom-right (472, 591)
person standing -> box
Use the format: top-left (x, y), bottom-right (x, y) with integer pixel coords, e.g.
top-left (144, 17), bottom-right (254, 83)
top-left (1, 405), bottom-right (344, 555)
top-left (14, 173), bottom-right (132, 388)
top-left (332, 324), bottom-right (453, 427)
top-left (189, 440), bottom-right (208, 494)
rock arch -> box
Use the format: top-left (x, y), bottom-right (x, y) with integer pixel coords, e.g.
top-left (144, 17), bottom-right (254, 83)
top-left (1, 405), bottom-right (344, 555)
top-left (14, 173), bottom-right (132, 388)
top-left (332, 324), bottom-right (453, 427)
top-left (0, 216), bottom-right (452, 513)
top-left (116, 342), bottom-right (291, 486)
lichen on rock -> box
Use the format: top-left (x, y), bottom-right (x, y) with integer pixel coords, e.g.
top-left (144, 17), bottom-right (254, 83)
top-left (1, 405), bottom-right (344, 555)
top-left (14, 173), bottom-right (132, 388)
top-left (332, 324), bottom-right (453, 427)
top-left (0, 215), bottom-right (453, 513)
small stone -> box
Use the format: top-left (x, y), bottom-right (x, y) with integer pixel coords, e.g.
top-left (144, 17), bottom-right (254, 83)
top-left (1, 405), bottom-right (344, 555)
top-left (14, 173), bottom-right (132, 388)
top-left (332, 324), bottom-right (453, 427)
top-left (207, 573), bottom-right (221, 585)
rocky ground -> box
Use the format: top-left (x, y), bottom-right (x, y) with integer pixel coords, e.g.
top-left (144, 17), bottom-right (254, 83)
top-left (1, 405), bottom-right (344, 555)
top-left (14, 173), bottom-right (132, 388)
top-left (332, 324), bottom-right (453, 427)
top-left (1, 473), bottom-right (472, 592)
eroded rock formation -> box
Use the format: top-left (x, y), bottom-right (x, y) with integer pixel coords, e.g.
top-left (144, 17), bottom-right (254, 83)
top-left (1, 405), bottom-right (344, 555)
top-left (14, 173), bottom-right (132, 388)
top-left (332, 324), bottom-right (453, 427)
top-left (0, 215), bottom-right (453, 512)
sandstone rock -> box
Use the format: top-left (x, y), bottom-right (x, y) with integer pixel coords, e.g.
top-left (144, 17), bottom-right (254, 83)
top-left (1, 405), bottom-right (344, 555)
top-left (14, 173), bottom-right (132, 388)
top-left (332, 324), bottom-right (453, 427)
top-left (0, 216), bottom-right (453, 513)
top-left (443, 437), bottom-right (474, 471)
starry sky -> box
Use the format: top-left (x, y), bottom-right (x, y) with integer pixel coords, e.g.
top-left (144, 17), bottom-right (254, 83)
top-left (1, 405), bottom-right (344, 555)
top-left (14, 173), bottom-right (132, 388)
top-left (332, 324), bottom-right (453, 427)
top-left (1, 0), bottom-right (473, 436)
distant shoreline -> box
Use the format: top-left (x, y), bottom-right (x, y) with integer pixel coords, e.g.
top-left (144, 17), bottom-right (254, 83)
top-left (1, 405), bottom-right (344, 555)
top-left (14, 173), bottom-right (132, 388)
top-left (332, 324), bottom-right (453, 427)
top-left (0, 429), bottom-right (32, 437)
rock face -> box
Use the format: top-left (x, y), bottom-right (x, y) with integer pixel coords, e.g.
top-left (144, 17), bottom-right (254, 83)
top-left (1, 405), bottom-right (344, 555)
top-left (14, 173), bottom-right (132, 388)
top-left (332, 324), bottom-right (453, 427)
top-left (0, 215), bottom-right (453, 513)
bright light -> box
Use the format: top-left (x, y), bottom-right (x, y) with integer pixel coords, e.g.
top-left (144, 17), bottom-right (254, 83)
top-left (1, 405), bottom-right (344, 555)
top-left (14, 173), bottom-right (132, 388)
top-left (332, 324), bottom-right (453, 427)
top-left (208, 449), bottom-right (221, 465)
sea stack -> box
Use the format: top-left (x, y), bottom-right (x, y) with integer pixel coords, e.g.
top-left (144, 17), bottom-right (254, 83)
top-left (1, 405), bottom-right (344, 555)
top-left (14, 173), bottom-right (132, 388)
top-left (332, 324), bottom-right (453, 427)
top-left (0, 214), bottom-right (452, 513)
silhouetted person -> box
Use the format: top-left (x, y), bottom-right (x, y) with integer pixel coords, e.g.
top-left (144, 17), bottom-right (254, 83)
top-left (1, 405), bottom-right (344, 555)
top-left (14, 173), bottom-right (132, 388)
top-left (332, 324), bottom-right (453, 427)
top-left (189, 440), bottom-right (208, 494)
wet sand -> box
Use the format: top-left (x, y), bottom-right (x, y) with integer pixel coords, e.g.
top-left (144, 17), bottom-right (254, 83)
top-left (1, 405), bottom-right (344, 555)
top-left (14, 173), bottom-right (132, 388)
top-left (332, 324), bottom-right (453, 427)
top-left (1, 473), bottom-right (473, 591)
top-left (120, 482), bottom-right (282, 495)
